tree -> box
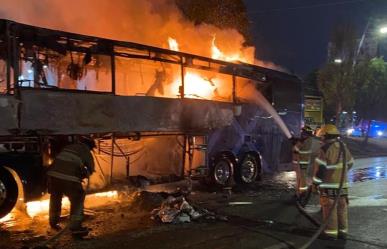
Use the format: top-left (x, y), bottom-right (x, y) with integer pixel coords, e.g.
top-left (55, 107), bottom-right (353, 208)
top-left (317, 23), bottom-right (358, 127)
top-left (354, 57), bottom-right (387, 143)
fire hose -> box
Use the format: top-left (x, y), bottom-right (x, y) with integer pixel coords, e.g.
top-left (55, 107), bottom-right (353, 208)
top-left (31, 224), bottom-right (70, 249)
top-left (295, 143), bottom-right (387, 249)
top-left (295, 139), bottom-right (347, 249)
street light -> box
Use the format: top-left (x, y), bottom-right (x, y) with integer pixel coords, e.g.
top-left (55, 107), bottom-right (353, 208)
top-left (334, 58), bottom-right (342, 64)
top-left (377, 26), bottom-right (387, 57)
top-left (380, 26), bottom-right (387, 34)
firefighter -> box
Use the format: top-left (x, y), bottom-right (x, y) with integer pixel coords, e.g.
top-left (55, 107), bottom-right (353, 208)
top-left (293, 126), bottom-right (321, 199)
top-left (313, 124), bottom-right (354, 239)
top-left (47, 136), bottom-right (96, 237)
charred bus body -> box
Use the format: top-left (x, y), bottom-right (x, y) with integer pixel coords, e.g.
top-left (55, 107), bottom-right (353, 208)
top-left (203, 71), bottom-right (302, 186)
top-left (0, 20), bottom-right (302, 218)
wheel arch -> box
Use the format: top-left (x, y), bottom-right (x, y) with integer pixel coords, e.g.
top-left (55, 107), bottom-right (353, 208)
top-left (212, 150), bottom-right (238, 169)
top-left (2, 166), bottom-right (26, 205)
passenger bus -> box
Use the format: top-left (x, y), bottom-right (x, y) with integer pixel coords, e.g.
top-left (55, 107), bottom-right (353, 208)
top-left (0, 20), bottom-right (302, 218)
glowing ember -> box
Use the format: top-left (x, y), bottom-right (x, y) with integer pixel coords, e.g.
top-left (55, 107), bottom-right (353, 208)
top-left (93, 190), bottom-right (118, 198)
top-left (168, 37), bottom-right (179, 51)
top-left (0, 213), bottom-right (13, 223)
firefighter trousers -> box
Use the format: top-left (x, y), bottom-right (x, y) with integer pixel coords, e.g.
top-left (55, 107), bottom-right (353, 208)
top-left (48, 177), bottom-right (85, 230)
top-left (294, 165), bottom-right (309, 196)
top-left (320, 189), bottom-right (348, 238)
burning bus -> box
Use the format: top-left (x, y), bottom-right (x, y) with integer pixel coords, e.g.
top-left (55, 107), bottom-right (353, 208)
top-left (0, 19), bottom-right (302, 219)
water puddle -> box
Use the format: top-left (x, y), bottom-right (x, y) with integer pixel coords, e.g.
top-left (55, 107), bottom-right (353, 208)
top-left (349, 165), bottom-right (387, 183)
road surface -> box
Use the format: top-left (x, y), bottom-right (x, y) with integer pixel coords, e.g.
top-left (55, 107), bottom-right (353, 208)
top-left (1, 157), bottom-right (387, 249)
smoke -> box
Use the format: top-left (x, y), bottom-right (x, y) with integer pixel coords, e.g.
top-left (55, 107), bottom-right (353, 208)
top-left (254, 59), bottom-right (289, 73)
top-left (0, 0), bottom-right (292, 181)
top-left (0, 0), bottom-right (253, 62)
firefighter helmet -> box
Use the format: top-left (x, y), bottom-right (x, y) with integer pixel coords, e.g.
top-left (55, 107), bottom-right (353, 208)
top-left (316, 124), bottom-right (340, 137)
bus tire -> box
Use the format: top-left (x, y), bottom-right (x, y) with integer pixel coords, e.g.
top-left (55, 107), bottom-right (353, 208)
top-left (235, 154), bottom-right (259, 185)
top-left (210, 157), bottom-right (233, 187)
top-left (0, 167), bottom-right (18, 218)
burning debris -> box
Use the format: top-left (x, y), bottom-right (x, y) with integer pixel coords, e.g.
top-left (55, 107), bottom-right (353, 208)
top-left (151, 196), bottom-right (202, 223)
top-left (151, 195), bottom-right (228, 224)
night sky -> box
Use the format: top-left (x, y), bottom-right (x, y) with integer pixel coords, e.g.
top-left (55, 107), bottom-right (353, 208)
top-left (244, 0), bottom-right (387, 77)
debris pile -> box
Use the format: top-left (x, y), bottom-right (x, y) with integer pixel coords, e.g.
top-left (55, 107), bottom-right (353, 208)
top-left (151, 196), bottom-right (227, 224)
top-left (129, 191), bottom-right (166, 212)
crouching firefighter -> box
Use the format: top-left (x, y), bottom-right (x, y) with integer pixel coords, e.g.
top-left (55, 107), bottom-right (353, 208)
top-left (313, 124), bottom-right (354, 239)
top-left (293, 126), bottom-right (320, 200)
top-left (47, 136), bottom-right (96, 237)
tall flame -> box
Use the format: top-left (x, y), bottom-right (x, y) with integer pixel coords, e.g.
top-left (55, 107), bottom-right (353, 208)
top-left (168, 37), bottom-right (179, 51)
top-left (166, 37), bottom-right (217, 99)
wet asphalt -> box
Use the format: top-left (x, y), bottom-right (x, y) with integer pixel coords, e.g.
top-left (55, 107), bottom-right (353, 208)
top-left (2, 157), bottom-right (387, 249)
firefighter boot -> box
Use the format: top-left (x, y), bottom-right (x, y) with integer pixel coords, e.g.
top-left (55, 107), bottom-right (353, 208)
top-left (320, 195), bottom-right (338, 239)
top-left (48, 190), bottom-right (63, 230)
top-left (337, 196), bottom-right (348, 240)
top-left (69, 215), bottom-right (89, 238)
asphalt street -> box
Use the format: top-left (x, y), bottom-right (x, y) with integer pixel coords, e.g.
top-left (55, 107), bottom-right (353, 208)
top-left (345, 157), bottom-right (387, 249)
top-left (1, 157), bottom-right (387, 249)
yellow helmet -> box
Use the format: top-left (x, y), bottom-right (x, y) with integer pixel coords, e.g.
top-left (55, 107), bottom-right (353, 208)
top-left (316, 124), bottom-right (340, 137)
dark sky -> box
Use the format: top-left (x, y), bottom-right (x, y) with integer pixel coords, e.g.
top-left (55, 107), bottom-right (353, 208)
top-left (244, 0), bottom-right (387, 77)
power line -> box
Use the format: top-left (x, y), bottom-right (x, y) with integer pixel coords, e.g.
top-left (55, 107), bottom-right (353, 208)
top-left (248, 0), bottom-right (367, 15)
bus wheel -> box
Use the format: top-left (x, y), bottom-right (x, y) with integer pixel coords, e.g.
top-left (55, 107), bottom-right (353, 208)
top-left (210, 158), bottom-right (233, 186)
top-left (0, 168), bottom-right (18, 218)
top-left (235, 154), bottom-right (259, 184)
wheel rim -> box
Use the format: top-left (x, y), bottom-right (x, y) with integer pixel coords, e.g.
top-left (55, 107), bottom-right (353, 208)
top-left (214, 160), bottom-right (231, 185)
top-left (241, 159), bottom-right (257, 183)
top-left (0, 180), bottom-right (7, 207)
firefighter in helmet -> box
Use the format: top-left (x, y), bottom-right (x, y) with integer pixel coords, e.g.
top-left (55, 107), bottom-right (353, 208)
top-left (313, 124), bottom-right (354, 239)
top-left (47, 136), bottom-right (96, 237)
top-left (293, 126), bottom-right (321, 199)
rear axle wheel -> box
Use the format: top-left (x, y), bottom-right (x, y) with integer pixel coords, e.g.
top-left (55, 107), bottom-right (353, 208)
top-left (0, 168), bottom-right (18, 218)
top-left (235, 154), bottom-right (260, 184)
top-left (210, 158), bottom-right (233, 186)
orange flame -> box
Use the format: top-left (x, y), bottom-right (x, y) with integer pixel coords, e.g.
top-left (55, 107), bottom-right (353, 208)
top-left (171, 72), bottom-right (217, 99)
top-left (211, 35), bottom-right (247, 63)
top-left (168, 37), bottom-right (179, 51)
top-left (0, 213), bottom-right (13, 223)
top-left (166, 37), bottom-right (217, 99)
top-left (0, 191), bottom-right (119, 220)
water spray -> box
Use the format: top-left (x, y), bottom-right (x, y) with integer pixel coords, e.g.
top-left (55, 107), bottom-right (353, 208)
top-left (238, 83), bottom-right (292, 139)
